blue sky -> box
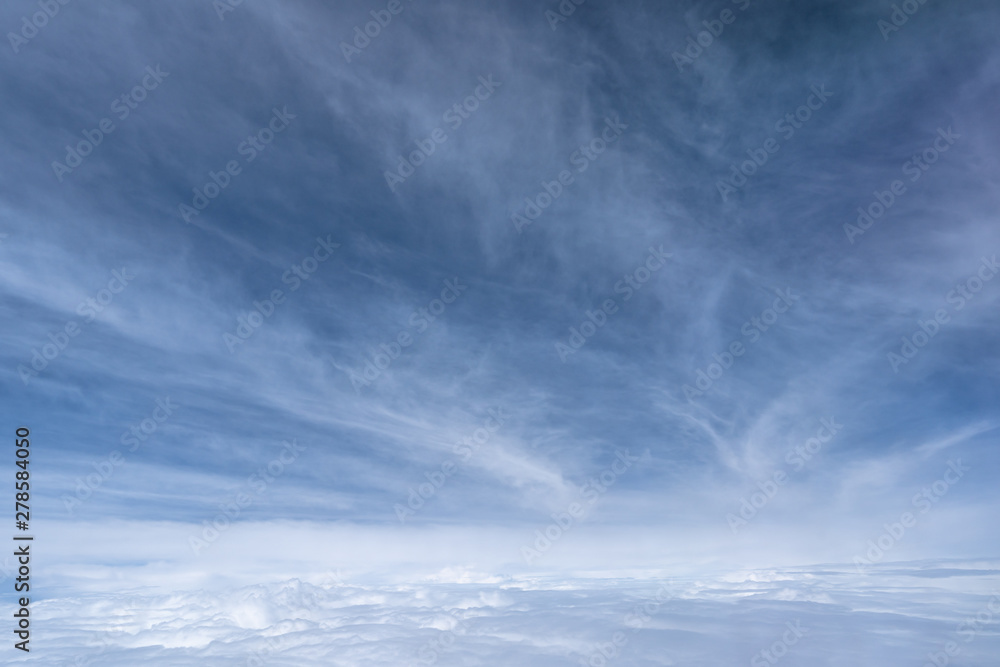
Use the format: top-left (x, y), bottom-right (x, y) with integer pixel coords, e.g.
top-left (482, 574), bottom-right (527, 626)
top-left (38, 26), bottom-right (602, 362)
top-left (2, 0), bottom-right (999, 663)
